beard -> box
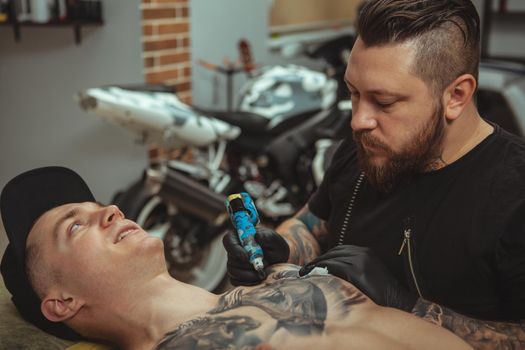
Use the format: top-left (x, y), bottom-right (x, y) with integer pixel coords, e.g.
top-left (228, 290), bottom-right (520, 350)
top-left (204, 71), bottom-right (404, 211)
top-left (353, 102), bottom-right (445, 192)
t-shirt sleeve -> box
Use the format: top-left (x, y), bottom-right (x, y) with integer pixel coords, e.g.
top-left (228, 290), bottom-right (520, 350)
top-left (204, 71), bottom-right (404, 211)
top-left (308, 136), bottom-right (354, 220)
top-left (495, 199), bottom-right (525, 320)
top-left (492, 139), bottom-right (525, 320)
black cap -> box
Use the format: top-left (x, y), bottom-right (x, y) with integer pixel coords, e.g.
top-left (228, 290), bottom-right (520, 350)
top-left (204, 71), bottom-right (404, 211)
top-left (1, 166), bottom-right (96, 340)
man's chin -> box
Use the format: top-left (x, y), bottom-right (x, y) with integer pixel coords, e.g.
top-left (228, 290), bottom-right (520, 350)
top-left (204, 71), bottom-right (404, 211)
top-left (359, 151), bottom-right (392, 170)
top-left (358, 157), bottom-right (402, 192)
top-left (366, 154), bottom-right (389, 167)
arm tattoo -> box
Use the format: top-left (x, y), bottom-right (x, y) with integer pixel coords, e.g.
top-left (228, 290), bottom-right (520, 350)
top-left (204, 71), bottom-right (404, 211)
top-left (295, 206), bottom-right (329, 244)
top-left (155, 265), bottom-right (368, 349)
top-left (412, 299), bottom-right (525, 349)
top-left (282, 222), bottom-right (321, 265)
top-left (280, 207), bottom-right (328, 265)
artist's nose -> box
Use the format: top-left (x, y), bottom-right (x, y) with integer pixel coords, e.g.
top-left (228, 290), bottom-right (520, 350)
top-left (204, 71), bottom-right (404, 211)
top-left (351, 101), bottom-right (378, 132)
top-left (99, 205), bottom-right (124, 228)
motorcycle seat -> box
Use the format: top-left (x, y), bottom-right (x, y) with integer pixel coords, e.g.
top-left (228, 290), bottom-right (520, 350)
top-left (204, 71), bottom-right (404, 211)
top-left (196, 108), bottom-right (321, 138)
top-left (202, 110), bottom-right (271, 134)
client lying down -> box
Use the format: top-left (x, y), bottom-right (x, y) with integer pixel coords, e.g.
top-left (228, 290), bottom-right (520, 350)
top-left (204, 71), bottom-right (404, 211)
top-left (1, 167), bottom-right (471, 349)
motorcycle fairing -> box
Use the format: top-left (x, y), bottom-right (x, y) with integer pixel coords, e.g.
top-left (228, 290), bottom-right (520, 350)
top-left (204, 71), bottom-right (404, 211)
top-left (238, 65), bottom-right (337, 122)
top-left (77, 87), bottom-right (241, 148)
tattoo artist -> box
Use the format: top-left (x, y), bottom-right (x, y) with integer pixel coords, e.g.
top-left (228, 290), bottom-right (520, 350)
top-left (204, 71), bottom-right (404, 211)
top-left (223, 1), bottom-right (525, 349)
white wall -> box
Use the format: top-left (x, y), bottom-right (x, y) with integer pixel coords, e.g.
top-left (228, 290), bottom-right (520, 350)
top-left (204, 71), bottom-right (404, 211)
top-left (190, 0), bottom-right (274, 110)
top-left (190, 0), bottom-right (331, 110)
top-left (0, 0), bottom-right (147, 211)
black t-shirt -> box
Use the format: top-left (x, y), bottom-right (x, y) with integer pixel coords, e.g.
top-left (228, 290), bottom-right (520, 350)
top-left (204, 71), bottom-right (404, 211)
top-left (309, 125), bottom-right (525, 321)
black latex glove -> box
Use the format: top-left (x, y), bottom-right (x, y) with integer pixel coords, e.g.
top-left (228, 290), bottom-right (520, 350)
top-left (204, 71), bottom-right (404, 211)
top-left (223, 227), bottom-right (290, 286)
top-left (299, 245), bottom-right (418, 312)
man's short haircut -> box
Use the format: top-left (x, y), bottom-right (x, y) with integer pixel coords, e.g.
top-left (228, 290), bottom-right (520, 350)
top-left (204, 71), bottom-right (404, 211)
top-left (25, 239), bottom-right (60, 300)
top-left (357, 0), bottom-right (481, 96)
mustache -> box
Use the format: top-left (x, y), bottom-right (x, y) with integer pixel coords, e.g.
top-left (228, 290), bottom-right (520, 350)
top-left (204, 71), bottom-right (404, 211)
top-left (353, 131), bottom-right (390, 152)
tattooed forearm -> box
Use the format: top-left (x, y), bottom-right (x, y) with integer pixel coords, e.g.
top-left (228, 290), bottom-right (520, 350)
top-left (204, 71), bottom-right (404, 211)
top-left (295, 206), bottom-right (329, 244)
top-left (280, 221), bottom-right (320, 265)
top-left (412, 299), bottom-right (525, 350)
top-left (276, 207), bottom-right (328, 265)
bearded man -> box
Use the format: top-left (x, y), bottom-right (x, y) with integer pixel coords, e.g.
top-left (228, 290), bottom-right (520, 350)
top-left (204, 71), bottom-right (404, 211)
top-left (223, 0), bottom-right (525, 348)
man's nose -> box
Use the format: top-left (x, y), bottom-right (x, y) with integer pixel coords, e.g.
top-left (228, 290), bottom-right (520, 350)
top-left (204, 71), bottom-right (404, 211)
top-left (351, 102), bottom-right (378, 132)
top-left (99, 205), bottom-right (124, 227)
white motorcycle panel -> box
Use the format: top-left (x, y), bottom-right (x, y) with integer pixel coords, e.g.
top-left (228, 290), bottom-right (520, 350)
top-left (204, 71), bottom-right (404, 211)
top-left (77, 87), bottom-right (240, 148)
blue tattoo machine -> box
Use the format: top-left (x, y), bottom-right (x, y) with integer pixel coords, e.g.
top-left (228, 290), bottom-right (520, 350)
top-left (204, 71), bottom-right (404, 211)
top-left (226, 192), bottom-right (266, 279)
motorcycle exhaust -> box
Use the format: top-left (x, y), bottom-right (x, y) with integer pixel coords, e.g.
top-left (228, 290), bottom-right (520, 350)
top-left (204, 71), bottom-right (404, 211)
top-left (157, 170), bottom-right (229, 225)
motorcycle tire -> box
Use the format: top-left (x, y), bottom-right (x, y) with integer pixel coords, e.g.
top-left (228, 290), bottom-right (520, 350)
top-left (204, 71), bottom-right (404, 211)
top-left (113, 178), bottom-right (230, 293)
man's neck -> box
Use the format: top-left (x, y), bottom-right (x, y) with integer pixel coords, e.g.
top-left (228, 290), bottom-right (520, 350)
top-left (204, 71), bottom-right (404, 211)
top-left (81, 273), bottom-right (219, 350)
top-left (429, 105), bottom-right (494, 170)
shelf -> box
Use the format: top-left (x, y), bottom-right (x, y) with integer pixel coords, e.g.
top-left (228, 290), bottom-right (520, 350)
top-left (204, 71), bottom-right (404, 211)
top-left (0, 20), bottom-right (104, 45)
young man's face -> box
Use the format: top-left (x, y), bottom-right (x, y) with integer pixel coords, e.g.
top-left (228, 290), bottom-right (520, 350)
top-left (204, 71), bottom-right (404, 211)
top-left (27, 202), bottom-right (165, 299)
top-left (345, 38), bottom-right (445, 190)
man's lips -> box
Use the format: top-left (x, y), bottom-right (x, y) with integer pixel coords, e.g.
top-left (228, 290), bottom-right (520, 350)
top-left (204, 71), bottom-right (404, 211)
top-left (355, 133), bottom-right (385, 152)
top-left (115, 223), bottom-right (141, 244)
top-left (361, 141), bottom-right (384, 154)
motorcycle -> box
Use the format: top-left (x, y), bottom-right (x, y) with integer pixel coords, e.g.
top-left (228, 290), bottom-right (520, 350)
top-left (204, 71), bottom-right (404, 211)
top-left (76, 34), bottom-right (355, 292)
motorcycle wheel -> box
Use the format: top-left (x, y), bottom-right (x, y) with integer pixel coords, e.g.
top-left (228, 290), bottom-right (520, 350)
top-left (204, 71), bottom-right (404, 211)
top-left (113, 179), bottom-right (229, 293)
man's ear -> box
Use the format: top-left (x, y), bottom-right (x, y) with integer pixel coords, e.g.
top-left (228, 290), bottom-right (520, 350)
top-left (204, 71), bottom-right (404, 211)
top-left (443, 73), bottom-right (477, 122)
top-left (41, 293), bottom-right (85, 322)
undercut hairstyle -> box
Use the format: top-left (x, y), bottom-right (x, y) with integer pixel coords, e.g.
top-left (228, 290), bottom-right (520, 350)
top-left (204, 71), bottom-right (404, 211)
top-left (26, 240), bottom-right (60, 300)
top-left (357, 0), bottom-right (481, 96)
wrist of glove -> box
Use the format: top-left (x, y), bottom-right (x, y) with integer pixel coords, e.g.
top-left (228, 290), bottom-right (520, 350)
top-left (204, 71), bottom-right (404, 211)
top-left (223, 227), bottom-right (290, 286)
top-left (299, 245), bottom-right (418, 312)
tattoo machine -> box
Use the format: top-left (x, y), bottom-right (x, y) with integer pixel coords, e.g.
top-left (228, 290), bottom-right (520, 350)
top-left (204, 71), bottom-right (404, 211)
top-left (226, 192), bottom-right (266, 279)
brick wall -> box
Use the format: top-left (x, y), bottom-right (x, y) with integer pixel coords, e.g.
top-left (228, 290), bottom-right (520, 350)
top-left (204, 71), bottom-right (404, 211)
top-left (141, 0), bottom-right (192, 104)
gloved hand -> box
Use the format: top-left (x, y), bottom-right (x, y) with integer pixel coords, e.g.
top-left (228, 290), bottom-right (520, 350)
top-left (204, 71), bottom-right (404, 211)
top-left (222, 227), bottom-right (290, 286)
top-left (299, 245), bottom-right (418, 312)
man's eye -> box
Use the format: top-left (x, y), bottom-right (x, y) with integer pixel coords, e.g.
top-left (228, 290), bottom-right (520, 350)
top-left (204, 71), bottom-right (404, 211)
top-left (376, 100), bottom-right (395, 108)
top-left (69, 222), bottom-right (82, 234)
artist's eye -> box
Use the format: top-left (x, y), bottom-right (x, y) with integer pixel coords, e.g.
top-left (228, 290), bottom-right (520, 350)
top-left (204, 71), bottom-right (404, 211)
top-left (376, 99), bottom-right (396, 108)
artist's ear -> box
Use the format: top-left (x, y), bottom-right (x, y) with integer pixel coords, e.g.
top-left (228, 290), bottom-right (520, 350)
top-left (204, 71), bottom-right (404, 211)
top-left (41, 293), bottom-right (85, 322)
top-left (443, 73), bottom-right (477, 122)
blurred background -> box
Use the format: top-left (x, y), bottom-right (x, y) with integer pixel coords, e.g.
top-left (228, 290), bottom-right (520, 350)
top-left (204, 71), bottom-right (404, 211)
top-left (1, 0), bottom-right (525, 274)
